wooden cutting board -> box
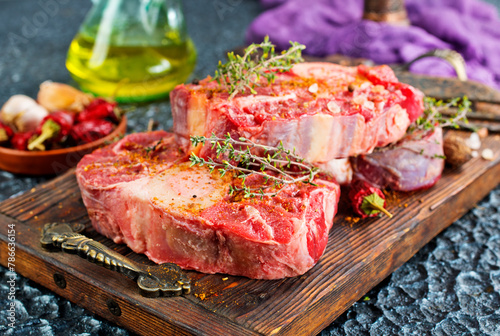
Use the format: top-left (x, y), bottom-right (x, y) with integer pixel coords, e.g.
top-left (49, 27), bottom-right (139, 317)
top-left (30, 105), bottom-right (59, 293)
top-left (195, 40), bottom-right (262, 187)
top-left (1, 132), bottom-right (499, 336)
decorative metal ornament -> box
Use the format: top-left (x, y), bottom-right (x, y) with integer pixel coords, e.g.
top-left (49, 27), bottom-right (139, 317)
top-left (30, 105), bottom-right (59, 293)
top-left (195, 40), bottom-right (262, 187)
top-left (41, 222), bottom-right (191, 297)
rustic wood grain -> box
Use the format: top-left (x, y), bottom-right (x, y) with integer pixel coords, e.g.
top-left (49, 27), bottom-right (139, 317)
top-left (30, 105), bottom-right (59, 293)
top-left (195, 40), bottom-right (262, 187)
top-left (1, 133), bottom-right (499, 336)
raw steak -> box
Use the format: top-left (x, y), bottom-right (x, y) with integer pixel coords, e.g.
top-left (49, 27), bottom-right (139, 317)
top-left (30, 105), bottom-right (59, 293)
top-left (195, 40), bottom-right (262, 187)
top-left (171, 62), bottom-right (424, 162)
top-left (76, 131), bottom-right (341, 279)
top-left (350, 127), bottom-right (445, 191)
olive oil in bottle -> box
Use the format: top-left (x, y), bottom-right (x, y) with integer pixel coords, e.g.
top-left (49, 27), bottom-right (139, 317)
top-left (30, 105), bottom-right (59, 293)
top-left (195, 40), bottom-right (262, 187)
top-left (66, 0), bottom-right (196, 103)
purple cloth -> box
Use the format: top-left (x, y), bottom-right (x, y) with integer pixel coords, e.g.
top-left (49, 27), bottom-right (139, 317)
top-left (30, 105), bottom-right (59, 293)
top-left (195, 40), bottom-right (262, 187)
top-left (246, 0), bottom-right (500, 91)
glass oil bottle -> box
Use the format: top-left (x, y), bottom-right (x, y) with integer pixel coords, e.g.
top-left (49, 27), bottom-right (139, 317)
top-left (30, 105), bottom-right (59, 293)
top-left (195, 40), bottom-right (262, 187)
top-left (66, 0), bottom-right (196, 102)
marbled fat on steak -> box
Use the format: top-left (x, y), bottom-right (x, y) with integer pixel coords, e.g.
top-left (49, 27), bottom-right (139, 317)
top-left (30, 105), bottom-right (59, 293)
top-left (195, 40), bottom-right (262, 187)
top-left (76, 131), bottom-right (340, 279)
top-left (171, 62), bottom-right (424, 162)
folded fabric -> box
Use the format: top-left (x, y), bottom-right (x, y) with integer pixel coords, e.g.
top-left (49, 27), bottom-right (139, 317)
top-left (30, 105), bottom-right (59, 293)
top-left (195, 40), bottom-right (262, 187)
top-left (246, 0), bottom-right (500, 91)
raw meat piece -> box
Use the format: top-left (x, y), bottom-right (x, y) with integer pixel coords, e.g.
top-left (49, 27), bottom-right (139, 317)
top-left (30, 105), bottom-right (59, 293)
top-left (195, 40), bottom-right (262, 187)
top-left (171, 62), bottom-right (424, 162)
top-left (76, 131), bottom-right (340, 279)
top-left (351, 127), bottom-right (445, 191)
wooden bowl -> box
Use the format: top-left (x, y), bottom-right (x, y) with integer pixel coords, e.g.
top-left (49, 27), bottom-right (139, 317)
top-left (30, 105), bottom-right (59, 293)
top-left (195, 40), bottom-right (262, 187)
top-left (0, 117), bottom-right (127, 176)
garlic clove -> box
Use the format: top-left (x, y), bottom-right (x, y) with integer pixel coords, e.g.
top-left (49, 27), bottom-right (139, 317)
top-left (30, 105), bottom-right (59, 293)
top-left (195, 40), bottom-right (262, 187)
top-left (481, 148), bottom-right (494, 161)
top-left (465, 132), bottom-right (481, 150)
top-left (1, 95), bottom-right (48, 132)
top-left (37, 81), bottom-right (92, 112)
top-left (15, 104), bottom-right (49, 132)
top-left (1, 95), bottom-right (39, 124)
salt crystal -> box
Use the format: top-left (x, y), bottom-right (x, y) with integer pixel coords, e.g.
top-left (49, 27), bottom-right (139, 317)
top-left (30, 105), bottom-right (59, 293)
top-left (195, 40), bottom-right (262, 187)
top-left (352, 95), bottom-right (365, 105)
top-left (359, 82), bottom-right (371, 90)
top-left (465, 133), bottom-right (481, 150)
top-left (327, 101), bottom-right (341, 114)
top-left (371, 85), bottom-right (385, 93)
top-left (308, 83), bottom-right (318, 93)
top-left (481, 148), bottom-right (494, 161)
top-left (363, 100), bottom-right (375, 110)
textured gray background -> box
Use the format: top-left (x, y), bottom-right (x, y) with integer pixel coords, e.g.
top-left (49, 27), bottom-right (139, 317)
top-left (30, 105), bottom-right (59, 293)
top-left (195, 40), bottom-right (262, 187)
top-left (1, 1), bottom-right (500, 335)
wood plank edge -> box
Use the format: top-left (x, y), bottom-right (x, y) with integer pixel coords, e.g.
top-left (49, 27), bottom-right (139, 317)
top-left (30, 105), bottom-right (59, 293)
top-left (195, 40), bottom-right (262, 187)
top-left (0, 170), bottom-right (76, 211)
top-left (0, 215), bottom-right (259, 336)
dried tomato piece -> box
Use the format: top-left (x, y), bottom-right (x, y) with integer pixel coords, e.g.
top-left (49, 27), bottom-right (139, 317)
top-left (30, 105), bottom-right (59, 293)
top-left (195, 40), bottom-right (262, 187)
top-left (71, 119), bottom-right (115, 144)
top-left (77, 98), bottom-right (120, 123)
top-left (11, 131), bottom-right (42, 151)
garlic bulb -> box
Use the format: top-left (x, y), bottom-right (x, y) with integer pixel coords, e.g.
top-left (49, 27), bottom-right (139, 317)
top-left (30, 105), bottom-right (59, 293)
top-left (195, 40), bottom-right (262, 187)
top-left (37, 81), bottom-right (92, 112)
top-left (0, 95), bottom-right (49, 132)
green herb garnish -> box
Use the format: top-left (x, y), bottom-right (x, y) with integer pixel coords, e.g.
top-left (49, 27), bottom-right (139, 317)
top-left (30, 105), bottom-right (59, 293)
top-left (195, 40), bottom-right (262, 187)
top-left (213, 36), bottom-right (305, 100)
top-left (190, 134), bottom-right (319, 198)
top-left (410, 96), bottom-right (471, 133)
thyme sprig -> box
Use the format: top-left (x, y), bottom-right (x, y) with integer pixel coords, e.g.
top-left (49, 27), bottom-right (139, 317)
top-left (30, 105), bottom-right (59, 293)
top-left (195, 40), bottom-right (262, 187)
top-left (410, 96), bottom-right (471, 132)
top-left (189, 134), bottom-right (320, 198)
top-left (213, 36), bottom-right (305, 100)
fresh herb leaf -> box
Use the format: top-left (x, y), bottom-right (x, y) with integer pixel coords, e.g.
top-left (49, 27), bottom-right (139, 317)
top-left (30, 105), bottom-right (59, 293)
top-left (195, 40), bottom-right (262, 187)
top-left (213, 36), bottom-right (305, 100)
top-left (409, 96), bottom-right (471, 133)
top-left (189, 134), bottom-right (320, 198)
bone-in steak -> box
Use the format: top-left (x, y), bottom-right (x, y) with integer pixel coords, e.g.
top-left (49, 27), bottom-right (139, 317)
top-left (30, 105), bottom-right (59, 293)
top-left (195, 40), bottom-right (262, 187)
top-left (171, 62), bottom-right (424, 162)
top-left (76, 131), bottom-right (340, 279)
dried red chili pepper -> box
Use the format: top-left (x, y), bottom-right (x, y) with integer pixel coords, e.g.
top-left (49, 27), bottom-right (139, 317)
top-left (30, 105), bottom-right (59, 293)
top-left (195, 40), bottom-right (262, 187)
top-left (71, 119), bottom-right (115, 144)
top-left (0, 122), bottom-right (14, 145)
top-left (11, 131), bottom-right (43, 151)
top-left (77, 98), bottom-right (120, 123)
top-left (28, 111), bottom-right (75, 150)
top-left (348, 179), bottom-right (392, 219)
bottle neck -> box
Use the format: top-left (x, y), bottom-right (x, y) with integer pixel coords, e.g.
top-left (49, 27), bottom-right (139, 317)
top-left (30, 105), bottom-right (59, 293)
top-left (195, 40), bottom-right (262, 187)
top-left (362, 0), bottom-right (410, 26)
top-left (80, 0), bottom-right (188, 45)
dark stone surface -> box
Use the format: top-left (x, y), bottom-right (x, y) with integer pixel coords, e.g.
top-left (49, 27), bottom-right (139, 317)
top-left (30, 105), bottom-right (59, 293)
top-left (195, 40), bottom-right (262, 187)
top-left (323, 188), bottom-right (500, 336)
top-left (1, 1), bottom-right (500, 335)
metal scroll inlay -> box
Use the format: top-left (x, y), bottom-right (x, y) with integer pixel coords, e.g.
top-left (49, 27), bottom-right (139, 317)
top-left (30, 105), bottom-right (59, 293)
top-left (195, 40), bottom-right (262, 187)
top-left (393, 49), bottom-right (468, 82)
top-left (40, 222), bottom-right (191, 297)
